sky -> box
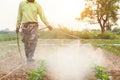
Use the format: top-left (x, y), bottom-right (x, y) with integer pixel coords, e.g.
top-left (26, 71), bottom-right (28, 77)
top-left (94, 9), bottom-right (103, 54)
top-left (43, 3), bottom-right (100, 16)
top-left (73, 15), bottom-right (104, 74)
top-left (0, 0), bottom-right (119, 31)
top-left (0, 0), bottom-right (86, 31)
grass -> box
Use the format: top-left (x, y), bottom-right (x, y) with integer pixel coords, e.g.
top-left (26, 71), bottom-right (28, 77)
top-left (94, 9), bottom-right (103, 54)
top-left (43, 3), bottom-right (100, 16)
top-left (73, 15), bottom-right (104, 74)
top-left (0, 28), bottom-right (120, 56)
top-left (81, 39), bottom-right (120, 56)
top-left (99, 46), bottom-right (120, 56)
top-left (0, 27), bottom-right (119, 40)
top-left (39, 28), bottom-right (119, 39)
top-left (0, 34), bottom-right (17, 41)
top-left (81, 39), bottom-right (120, 44)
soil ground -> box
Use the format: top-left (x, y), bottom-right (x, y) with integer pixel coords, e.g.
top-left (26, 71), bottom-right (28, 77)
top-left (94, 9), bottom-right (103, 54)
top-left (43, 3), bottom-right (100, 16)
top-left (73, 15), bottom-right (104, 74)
top-left (0, 39), bottom-right (120, 80)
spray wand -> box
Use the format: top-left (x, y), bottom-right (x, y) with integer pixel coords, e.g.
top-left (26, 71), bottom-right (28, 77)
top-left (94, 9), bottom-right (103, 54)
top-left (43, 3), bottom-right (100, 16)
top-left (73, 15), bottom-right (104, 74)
top-left (17, 33), bottom-right (23, 60)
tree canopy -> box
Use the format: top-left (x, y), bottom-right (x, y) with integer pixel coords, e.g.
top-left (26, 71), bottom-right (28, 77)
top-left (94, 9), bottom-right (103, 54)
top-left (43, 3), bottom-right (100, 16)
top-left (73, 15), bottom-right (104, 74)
top-left (80, 0), bottom-right (120, 33)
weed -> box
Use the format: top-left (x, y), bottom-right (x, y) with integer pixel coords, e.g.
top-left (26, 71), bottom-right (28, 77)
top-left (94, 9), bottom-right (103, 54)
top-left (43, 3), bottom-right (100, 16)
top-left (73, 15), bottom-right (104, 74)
top-left (94, 65), bottom-right (109, 80)
top-left (28, 61), bottom-right (47, 80)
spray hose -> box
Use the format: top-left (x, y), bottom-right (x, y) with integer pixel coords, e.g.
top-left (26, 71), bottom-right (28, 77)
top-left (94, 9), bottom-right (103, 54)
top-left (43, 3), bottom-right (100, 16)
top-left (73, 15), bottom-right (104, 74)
top-left (39, 27), bottom-right (80, 39)
top-left (17, 27), bottom-right (80, 60)
top-left (17, 33), bottom-right (23, 60)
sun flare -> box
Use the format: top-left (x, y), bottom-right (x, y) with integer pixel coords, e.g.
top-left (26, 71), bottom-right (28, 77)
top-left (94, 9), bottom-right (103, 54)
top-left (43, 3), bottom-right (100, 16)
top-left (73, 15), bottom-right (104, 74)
top-left (0, 0), bottom-right (85, 30)
top-left (38, 0), bottom-right (85, 24)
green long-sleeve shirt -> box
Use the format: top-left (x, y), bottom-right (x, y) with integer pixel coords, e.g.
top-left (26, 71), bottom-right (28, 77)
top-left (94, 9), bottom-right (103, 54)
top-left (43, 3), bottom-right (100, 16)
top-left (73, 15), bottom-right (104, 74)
top-left (16, 0), bottom-right (49, 28)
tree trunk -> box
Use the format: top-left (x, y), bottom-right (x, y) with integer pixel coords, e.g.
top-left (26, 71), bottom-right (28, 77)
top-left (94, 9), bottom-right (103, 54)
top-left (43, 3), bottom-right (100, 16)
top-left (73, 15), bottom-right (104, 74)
top-left (101, 26), bottom-right (105, 34)
top-left (98, 19), bottom-right (105, 34)
top-left (98, 18), bottom-right (107, 34)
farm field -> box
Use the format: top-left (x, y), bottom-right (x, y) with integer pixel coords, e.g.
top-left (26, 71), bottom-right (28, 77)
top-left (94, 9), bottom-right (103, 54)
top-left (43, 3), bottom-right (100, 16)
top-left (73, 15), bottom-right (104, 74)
top-left (0, 39), bottom-right (120, 80)
top-left (0, 0), bottom-right (120, 79)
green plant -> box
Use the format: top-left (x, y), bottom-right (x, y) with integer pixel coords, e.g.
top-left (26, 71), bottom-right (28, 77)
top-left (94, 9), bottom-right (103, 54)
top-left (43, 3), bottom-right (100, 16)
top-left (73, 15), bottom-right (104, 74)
top-left (94, 65), bottom-right (109, 80)
top-left (81, 39), bottom-right (120, 56)
top-left (112, 27), bottom-right (120, 35)
top-left (28, 61), bottom-right (47, 80)
top-left (97, 31), bottom-right (116, 39)
top-left (0, 33), bottom-right (17, 41)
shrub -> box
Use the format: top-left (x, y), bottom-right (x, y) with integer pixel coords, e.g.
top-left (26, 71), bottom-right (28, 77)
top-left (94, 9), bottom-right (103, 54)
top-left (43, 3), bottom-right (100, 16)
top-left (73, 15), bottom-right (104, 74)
top-left (75, 30), bottom-right (101, 39)
top-left (97, 31), bottom-right (116, 39)
top-left (39, 27), bottom-right (117, 39)
top-left (94, 65), bottom-right (109, 80)
top-left (112, 27), bottom-right (120, 35)
top-left (28, 61), bottom-right (47, 80)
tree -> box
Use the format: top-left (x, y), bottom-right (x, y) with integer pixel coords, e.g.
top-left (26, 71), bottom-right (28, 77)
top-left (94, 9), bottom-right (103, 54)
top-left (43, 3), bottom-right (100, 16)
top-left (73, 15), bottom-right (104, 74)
top-left (80, 0), bottom-right (120, 34)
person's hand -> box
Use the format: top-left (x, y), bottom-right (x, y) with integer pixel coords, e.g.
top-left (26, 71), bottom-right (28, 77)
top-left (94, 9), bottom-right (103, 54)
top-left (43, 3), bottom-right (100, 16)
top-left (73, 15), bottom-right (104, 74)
top-left (16, 27), bottom-right (20, 33)
top-left (47, 25), bottom-right (53, 31)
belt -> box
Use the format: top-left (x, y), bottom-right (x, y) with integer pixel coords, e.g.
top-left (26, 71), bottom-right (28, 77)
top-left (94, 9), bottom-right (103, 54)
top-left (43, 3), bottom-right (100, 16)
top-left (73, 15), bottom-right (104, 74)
top-left (22, 22), bottom-right (38, 28)
top-left (23, 22), bottom-right (38, 24)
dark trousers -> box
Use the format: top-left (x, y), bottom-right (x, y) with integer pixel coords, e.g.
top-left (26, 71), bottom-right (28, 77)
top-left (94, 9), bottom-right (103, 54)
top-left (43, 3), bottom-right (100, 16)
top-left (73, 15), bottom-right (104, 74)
top-left (21, 22), bottom-right (38, 59)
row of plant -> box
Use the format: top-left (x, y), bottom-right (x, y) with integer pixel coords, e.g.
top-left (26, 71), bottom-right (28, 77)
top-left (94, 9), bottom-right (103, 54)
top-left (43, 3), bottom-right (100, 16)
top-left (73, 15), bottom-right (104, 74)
top-left (0, 27), bottom-right (120, 40)
top-left (39, 27), bottom-right (120, 39)
top-left (27, 61), bottom-right (112, 80)
top-left (0, 34), bottom-right (17, 41)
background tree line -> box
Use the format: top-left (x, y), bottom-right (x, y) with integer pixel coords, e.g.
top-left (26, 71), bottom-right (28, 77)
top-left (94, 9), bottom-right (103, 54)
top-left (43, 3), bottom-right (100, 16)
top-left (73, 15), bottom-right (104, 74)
top-left (79, 0), bottom-right (120, 34)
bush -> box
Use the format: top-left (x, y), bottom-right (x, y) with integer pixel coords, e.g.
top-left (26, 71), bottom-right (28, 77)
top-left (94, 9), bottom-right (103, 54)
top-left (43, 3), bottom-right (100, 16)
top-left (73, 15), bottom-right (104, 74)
top-left (97, 31), bottom-right (116, 39)
top-left (77, 30), bottom-right (101, 39)
top-left (112, 27), bottom-right (120, 35)
top-left (28, 61), bottom-right (47, 80)
top-left (39, 27), bottom-right (73, 39)
top-left (94, 65), bottom-right (109, 80)
top-left (39, 28), bottom-right (118, 39)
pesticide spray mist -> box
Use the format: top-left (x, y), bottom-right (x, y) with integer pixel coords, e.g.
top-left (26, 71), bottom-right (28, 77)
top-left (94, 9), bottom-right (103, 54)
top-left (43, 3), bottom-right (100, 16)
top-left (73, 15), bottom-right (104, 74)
top-left (34, 40), bottom-right (106, 80)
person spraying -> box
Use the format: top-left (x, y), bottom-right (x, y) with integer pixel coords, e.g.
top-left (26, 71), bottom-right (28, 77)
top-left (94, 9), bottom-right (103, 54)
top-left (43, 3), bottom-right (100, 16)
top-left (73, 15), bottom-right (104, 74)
top-left (16, 0), bottom-right (52, 62)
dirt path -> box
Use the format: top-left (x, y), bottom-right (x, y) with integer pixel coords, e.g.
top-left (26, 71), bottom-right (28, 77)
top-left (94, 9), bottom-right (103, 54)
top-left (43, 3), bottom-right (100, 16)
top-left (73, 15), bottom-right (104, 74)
top-left (0, 39), bottom-right (120, 80)
top-left (103, 50), bottom-right (120, 79)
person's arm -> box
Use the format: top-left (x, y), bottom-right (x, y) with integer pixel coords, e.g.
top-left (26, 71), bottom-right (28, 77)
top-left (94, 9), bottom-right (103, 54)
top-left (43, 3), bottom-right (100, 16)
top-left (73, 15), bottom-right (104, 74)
top-left (37, 3), bottom-right (53, 30)
top-left (16, 2), bottom-right (22, 33)
top-left (37, 4), bottom-right (49, 26)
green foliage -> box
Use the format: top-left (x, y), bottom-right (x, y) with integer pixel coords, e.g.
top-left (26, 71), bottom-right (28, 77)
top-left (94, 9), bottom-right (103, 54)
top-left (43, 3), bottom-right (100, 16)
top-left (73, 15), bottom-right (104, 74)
top-left (77, 30), bottom-right (97, 39)
top-left (97, 31), bottom-right (116, 39)
top-left (0, 33), bottom-right (17, 41)
top-left (39, 27), bottom-right (75, 39)
top-left (80, 0), bottom-right (120, 33)
top-left (94, 65), bottom-right (109, 80)
top-left (99, 46), bottom-right (120, 56)
top-left (112, 27), bottom-right (120, 35)
top-left (28, 61), bottom-right (47, 80)
top-left (0, 28), bottom-right (118, 40)
top-left (39, 28), bottom-right (118, 39)
top-left (81, 39), bottom-right (120, 56)
top-left (78, 30), bottom-right (117, 39)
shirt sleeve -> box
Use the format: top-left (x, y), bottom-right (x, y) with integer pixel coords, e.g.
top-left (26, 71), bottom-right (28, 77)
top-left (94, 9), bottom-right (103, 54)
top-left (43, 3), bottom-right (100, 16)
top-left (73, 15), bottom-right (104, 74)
top-left (16, 2), bottom-right (22, 28)
top-left (37, 3), bottom-right (49, 26)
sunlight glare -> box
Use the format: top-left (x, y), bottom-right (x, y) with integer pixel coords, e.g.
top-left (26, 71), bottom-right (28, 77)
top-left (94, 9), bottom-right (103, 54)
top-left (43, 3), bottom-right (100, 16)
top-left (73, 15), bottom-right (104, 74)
top-left (38, 0), bottom-right (85, 24)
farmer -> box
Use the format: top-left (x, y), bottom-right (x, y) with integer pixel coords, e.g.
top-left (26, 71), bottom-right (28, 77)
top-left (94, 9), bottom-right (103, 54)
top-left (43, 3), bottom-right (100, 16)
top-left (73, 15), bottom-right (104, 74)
top-left (16, 0), bottom-right (52, 62)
